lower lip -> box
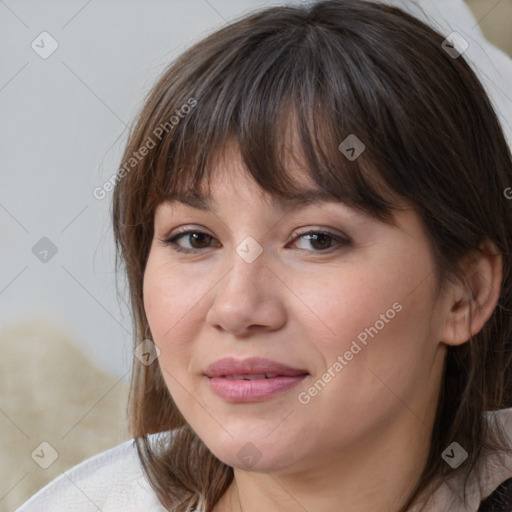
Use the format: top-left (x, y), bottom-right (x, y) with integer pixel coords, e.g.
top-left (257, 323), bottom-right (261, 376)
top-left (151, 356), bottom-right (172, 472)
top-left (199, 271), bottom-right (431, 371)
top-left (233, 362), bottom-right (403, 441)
top-left (207, 375), bottom-right (308, 403)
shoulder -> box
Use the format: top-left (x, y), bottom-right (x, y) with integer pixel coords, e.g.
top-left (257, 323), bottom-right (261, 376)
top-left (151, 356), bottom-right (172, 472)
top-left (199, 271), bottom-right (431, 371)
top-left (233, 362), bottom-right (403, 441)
top-left (15, 433), bottom-right (170, 512)
top-left (422, 408), bottom-right (512, 511)
top-left (478, 408), bottom-right (512, 504)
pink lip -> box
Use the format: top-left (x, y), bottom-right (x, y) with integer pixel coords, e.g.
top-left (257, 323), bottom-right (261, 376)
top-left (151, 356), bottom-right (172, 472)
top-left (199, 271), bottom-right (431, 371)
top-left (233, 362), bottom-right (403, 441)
top-left (204, 357), bottom-right (309, 403)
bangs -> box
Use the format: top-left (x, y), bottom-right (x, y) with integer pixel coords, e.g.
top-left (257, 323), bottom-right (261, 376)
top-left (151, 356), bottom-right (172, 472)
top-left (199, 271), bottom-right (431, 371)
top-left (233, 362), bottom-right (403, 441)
top-left (137, 15), bottom-right (413, 224)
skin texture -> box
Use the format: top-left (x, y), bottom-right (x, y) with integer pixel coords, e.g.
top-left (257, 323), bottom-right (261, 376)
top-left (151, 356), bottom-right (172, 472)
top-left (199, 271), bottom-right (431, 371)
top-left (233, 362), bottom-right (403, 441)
top-left (143, 147), bottom-right (502, 512)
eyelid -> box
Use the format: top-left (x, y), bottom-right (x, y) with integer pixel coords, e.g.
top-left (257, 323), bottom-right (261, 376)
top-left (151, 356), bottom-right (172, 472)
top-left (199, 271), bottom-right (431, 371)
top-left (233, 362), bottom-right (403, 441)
top-left (159, 225), bottom-right (213, 243)
top-left (290, 227), bottom-right (351, 243)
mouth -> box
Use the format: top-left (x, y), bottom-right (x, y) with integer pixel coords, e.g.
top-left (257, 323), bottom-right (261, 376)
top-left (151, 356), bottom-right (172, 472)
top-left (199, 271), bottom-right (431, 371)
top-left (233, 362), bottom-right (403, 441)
top-left (204, 357), bottom-right (309, 403)
top-left (223, 373), bottom-right (289, 380)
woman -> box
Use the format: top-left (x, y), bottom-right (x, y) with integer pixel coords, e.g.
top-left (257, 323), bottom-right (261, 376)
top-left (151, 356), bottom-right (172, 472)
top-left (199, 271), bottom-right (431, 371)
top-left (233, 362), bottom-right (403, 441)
top-left (16, 0), bottom-right (512, 510)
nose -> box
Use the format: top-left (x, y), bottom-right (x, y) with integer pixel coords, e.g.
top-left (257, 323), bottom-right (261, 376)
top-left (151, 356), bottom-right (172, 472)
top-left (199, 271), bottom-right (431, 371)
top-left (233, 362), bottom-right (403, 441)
top-left (205, 247), bottom-right (287, 337)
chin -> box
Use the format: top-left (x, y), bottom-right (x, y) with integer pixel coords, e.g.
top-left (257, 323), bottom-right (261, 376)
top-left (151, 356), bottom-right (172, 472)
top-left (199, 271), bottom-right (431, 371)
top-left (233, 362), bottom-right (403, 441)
top-left (198, 429), bottom-right (302, 473)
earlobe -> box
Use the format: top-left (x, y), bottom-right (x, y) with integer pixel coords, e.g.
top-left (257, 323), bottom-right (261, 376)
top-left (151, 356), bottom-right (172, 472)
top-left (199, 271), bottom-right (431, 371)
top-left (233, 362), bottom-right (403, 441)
top-left (441, 239), bottom-right (503, 347)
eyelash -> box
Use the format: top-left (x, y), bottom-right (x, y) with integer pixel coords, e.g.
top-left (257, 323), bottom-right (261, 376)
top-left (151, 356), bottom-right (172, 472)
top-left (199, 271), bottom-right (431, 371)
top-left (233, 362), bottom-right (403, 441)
top-left (160, 228), bottom-right (351, 254)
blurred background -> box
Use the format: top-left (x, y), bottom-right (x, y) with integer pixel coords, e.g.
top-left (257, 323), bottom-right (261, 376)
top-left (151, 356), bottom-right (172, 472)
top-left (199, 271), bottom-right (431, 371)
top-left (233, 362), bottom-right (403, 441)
top-left (467, 0), bottom-right (512, 55)
top-left (1, 0), bottom-right (511, 510)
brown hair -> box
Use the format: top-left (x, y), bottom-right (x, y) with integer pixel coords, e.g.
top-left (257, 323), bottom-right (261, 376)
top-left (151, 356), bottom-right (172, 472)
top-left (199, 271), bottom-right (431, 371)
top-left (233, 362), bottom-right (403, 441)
top-left (112, 1), bottom-right (512, 510)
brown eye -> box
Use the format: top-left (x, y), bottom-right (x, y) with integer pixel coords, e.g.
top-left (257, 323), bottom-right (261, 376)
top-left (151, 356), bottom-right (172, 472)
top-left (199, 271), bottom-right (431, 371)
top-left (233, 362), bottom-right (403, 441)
top-left (187, 232), bottom-right (213, 249)
top-left (304, 233), bottom-right (333, 250)
top-left (163, 230), bottom-right (218, 253)
top-left (292, 230), bottom-right (351, 252)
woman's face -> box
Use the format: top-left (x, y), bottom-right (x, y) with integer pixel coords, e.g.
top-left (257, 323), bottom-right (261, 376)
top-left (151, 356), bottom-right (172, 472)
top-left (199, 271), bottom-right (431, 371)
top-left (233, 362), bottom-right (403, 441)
top-left (143, 147), bottom-right (449, 474)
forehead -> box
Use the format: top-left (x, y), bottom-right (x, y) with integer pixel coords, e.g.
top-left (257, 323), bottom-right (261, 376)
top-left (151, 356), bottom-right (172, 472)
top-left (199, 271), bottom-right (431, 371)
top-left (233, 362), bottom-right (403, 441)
top-left (166, 187), bottom-right (347, 213)
top-left (165, 139), bottom-right (346, 212)
top-left (154, 132), bottom-right (405, 228)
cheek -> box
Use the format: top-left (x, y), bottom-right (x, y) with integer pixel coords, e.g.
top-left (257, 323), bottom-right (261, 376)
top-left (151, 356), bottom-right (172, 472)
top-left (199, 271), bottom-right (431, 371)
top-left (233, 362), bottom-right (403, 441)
top-left (293, 249), bottom-right (438, 391)
top-left (288, 262), bottom-right (414, 354)
top-left (142, 257), bottom-right (202, 369)
top-left (143, 252), bottom-right (209, 338)
top-left (143, 259), bottom-right (206, 411)
top-left (307, 261), bottom-right (439, 419)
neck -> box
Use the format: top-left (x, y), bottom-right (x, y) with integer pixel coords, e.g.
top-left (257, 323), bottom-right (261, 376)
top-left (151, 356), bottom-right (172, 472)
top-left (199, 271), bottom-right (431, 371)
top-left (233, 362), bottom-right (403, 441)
top-left (215, 411), bottom-right (434, 512)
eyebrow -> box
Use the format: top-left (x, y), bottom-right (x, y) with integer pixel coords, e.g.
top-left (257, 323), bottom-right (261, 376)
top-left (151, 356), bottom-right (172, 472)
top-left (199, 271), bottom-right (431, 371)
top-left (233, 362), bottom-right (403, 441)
top-left (168, 189), bottom-right (343, 212)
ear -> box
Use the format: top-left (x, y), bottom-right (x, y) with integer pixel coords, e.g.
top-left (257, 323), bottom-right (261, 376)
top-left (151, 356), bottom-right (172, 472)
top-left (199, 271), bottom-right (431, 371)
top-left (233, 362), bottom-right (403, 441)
top-left (441, 239), bottom-right (503, 347)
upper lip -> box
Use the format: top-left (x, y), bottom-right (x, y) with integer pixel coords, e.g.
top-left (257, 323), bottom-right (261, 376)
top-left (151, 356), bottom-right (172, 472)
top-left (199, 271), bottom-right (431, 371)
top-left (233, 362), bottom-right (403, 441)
top-left (204, 357), bottom-right (309, 378)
